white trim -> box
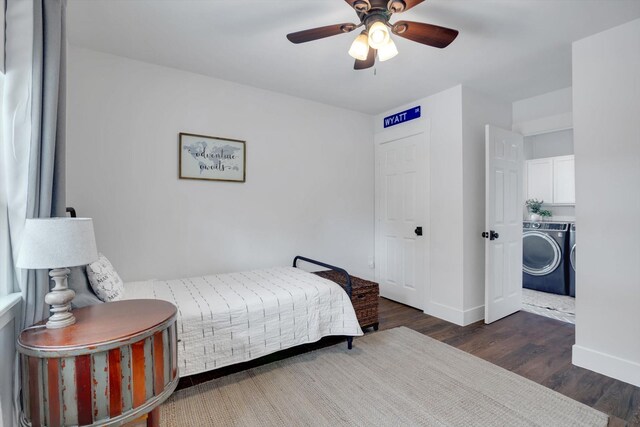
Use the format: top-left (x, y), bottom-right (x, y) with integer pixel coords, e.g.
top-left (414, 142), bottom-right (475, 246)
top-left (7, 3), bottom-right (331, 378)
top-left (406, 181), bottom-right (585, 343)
top-left (572, 344), bottom-right (640, 387)
top-left (462, 304), bottom-right (485, 325)
top-left (512, 112), bottom-right (573, 136)
top-left (425, 301), bottom-right (484, 326)
top-left (0, 293), bottom-right (22, 330)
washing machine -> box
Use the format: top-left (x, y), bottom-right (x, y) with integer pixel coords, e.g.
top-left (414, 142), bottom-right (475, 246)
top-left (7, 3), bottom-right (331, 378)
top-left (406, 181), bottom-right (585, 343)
top-left (522, 221), bottom-right (570, 295)
top-left (568, 223), bottom-right (576, 297)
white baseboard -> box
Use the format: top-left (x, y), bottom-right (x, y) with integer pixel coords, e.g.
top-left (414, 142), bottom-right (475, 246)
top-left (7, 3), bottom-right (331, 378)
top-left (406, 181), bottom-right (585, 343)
top-left (425, 301), bottom-right (484, 326)
top-left (572, 344), bottom-right (640, 387)
top-left (462, 304), bottom-right (485, 325)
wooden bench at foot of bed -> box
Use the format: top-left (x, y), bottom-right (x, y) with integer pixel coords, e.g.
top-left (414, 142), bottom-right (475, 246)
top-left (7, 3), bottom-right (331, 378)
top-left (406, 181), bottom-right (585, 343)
top-left (313, 270), bottom-right (379, 331)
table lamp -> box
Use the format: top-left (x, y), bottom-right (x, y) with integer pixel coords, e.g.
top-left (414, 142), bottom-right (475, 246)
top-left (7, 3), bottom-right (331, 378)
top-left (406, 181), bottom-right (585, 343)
top-left (17, 218), bottom-right (99, 329)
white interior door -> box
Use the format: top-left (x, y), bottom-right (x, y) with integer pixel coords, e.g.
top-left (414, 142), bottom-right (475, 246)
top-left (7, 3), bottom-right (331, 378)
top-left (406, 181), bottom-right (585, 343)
top-left (375, 131), bottom-right (428, 309)
top-left (485, 125), bottom-right (524, 323)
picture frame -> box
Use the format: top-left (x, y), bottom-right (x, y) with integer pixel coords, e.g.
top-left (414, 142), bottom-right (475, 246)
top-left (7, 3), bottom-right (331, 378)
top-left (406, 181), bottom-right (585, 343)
top-left (178, 132), bottom-right (246, 182)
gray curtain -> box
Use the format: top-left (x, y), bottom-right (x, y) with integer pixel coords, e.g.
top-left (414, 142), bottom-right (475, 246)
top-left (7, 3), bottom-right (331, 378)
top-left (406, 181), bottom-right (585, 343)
top-left (1, 0), bottom-right (67, 327)
top-left (23, 0), bottom-right (68, 327)
top-left (1, 1), bottom-right (67, 424)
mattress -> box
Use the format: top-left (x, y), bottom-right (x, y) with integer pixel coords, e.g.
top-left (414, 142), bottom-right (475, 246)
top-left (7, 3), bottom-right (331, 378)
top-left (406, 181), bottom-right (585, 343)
top-left (124, 266), bottom-right (363, 377)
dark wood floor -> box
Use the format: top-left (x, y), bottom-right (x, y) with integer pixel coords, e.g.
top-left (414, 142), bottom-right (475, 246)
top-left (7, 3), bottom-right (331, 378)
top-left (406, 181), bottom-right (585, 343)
top-left (178, 297), bottom-right (640, 426)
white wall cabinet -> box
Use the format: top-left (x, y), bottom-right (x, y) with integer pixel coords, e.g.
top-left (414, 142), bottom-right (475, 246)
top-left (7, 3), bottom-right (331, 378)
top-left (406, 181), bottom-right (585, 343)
top-left (525, 158), bottom-right (554, 203)
top-left (553, 155), bottom-right (576, 204)
top-left (525, 155), bottom-right (575, 205)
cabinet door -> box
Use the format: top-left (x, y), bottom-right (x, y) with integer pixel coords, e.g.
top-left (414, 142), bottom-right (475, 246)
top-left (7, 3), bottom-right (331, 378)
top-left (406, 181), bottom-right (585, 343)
top-left (553, 155), bottom-right (575, 204)
top-left (526, 158), bottom-right (553, 203)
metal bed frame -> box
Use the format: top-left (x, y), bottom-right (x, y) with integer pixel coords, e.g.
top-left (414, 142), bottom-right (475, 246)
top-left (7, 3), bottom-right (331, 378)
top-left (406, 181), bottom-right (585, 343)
top-left (66, 208), bottom-right (356, 351)
top-left (293, 255), bottom-right (354, 350)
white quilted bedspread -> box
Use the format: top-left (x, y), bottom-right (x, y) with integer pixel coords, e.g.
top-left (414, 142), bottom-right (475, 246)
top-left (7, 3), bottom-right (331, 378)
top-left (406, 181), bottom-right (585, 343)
top-left (124, 267), bottom-right (363, 377)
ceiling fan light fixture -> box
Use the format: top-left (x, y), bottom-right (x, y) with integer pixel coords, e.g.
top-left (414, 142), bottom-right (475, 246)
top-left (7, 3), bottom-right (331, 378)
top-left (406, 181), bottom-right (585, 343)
top-left (353, 0), bottom-right (371, 12)
top-left (367, 20), bottom-right (390, 49)
top-left (387, 0), bottom-right (406, 13)
top-left (348, 32), bottom-right (370, 61)
top-left (378, 38), bottom-right (398, 62)
top-left (285, 1), bottom-right (459, 71)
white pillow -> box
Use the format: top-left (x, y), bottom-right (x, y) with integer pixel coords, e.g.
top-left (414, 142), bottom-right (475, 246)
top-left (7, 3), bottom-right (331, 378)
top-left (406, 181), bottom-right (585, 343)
top-left (86, 253), bottom-right (124, 302)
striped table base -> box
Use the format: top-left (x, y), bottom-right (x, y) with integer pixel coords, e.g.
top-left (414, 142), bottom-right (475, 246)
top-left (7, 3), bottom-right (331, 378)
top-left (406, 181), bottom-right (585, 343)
top-left (18, 300), bottom-right (178, 427)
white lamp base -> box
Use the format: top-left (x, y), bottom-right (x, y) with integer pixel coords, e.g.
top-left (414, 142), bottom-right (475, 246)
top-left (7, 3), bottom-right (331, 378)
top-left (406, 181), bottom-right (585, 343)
top-left (45, 268), bottom-right (76, 329)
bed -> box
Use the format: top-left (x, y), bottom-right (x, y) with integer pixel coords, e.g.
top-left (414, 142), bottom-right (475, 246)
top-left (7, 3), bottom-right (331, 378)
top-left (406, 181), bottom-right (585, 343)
top-left (123, 256), bottom-right (363, 377)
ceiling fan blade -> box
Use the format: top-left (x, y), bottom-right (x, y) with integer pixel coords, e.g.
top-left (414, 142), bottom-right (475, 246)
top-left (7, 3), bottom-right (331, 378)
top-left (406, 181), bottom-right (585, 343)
top-left (287, 23), bottom-right (357, 44)
top-left (391, 21), bottom-right (459, 48)
top-left (354, 47), bottom-right (376, 70)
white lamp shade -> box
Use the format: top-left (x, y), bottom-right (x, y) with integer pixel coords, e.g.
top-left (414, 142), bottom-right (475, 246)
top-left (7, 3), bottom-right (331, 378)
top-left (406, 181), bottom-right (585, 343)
top-left (378, 38), bottom-right (398, 62)
top-left (17, 218), bottom-right (99, 269)
top-left (348, 33), bottom-right (369, 61)
top-left (367, 21), bottom-right (390, 49)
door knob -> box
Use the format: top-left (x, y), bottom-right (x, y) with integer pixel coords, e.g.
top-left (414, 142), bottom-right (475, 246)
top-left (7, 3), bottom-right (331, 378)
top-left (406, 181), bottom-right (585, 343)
top-left (483, 231), bottom-right (499, 240)
top-left (415, 226), bottom-right (423, 236)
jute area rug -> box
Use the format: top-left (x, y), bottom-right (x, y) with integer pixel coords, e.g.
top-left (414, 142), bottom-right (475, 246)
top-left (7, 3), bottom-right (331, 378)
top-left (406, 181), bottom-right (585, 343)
top-left (160, 327), bottom-right (608, 427)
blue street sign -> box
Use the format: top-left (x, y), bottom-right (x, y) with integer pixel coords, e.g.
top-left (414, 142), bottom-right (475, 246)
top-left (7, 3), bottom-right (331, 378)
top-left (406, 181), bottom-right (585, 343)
top-left (383, 106), bottom-right (421, 128)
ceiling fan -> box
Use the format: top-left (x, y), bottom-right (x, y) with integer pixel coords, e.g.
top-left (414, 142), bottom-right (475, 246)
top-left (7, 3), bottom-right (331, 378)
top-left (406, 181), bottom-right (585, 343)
top-left (286, 0), bottom-right (459, 70)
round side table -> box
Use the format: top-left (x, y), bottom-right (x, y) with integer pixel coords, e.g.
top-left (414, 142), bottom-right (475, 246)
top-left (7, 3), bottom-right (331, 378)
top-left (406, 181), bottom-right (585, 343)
top-left (17, 299), bottom-right (178, 427)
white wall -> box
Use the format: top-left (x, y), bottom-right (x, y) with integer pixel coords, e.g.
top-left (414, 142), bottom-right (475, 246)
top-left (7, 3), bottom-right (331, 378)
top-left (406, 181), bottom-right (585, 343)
top-left (572, 18), bottom-right (640, 387)
top-left (513, 87), bottom-right (572, 124)
top-left (523, 129), bottom-right (574, 160)
top-left (373, 85), bottom-right (511, 325)
top-left (66, 47), bottom-right (375, 282)
top-left (512, 87), bottom-right (573, 135)
top-left (515, 90), bottom-right (575, 221)
top-left (461, 87), bottom-right (512, 320)
top-left (374, 86), bottom-right (463, 323)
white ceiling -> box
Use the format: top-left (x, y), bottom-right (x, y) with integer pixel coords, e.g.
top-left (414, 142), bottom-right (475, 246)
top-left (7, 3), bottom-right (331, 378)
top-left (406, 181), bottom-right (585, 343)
top-left (67, 0), bottom-right (640, 115)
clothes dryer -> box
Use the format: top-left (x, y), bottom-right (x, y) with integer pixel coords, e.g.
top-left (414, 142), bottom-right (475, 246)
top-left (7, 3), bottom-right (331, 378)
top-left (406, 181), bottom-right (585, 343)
top-left (523, 221), bottom-right (570, 295)
top-left (568, 223), bottom-right (576, 297)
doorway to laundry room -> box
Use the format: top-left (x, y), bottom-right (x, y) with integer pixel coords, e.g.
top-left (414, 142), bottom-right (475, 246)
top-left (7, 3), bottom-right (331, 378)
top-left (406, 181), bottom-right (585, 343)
top-left (522, 128), bottom-right (576, 324)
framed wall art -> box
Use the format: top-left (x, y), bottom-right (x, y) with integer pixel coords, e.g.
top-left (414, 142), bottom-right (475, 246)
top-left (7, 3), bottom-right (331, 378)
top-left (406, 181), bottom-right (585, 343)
top-left (179, 132), bottom-right (246, 182)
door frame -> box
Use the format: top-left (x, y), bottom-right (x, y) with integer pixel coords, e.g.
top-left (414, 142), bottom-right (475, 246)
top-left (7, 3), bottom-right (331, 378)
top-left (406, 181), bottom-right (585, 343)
top-left (374, 119), bottom-right (430, 311)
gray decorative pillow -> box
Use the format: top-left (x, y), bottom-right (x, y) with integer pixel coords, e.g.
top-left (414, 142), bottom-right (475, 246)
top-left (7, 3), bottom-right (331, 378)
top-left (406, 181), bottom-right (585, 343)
top-left (86, 253), bottom-right (125, 302)
top-left (67, 266), bottom-right (103, 308)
